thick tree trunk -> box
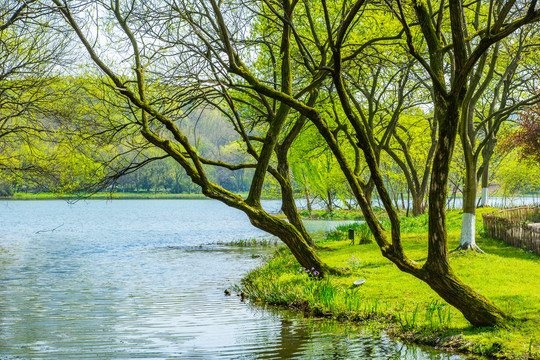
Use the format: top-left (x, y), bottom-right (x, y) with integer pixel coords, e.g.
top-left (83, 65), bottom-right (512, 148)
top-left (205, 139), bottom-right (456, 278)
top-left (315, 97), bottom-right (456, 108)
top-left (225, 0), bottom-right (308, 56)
top-left (423, 96), bottom-right (504, 326)
top-left (412, 195), bottom-right (425, 217)
top-left (457, 165), bottom-right (483, 251)
top-left (246, 208), bottom-right (331, 275)
top-left (198, 184), bottom-right (330, 276)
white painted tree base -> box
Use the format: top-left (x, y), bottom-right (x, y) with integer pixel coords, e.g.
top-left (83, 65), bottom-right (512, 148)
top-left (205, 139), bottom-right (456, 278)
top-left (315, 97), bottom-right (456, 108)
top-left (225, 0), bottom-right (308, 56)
top-left (456, 213), bottom-right (485, 253)
top-left (480, 187), bottom-right (489, 207)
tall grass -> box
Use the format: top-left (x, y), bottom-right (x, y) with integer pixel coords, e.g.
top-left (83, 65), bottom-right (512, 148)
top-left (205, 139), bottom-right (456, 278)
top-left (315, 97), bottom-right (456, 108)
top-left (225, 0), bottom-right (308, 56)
top-left (240, 252), bottom-right (393, 321)
top-left (326, 222), bottom-right (373, 243)
top-left (425, 299), bottom-right (452, 329)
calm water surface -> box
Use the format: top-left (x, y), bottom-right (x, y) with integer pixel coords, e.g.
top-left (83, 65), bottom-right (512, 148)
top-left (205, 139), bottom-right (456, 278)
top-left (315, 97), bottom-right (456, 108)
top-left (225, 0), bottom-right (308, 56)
top-left (0, 200), bottom-right (465, 359)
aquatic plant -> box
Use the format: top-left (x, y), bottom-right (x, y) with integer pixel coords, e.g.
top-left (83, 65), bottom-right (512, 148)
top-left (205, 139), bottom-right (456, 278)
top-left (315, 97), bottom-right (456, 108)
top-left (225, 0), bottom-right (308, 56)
top-left (216, 238), bottom-right (279, 247)
top-left (425, 300), bottom-right (452, 329)
top-left (395, 305), bottom-right (420, 330)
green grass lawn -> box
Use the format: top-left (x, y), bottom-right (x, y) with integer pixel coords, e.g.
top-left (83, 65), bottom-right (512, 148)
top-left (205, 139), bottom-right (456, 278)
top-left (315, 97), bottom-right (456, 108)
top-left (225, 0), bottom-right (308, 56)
top-left (241, 208), bottom-right (540, 359)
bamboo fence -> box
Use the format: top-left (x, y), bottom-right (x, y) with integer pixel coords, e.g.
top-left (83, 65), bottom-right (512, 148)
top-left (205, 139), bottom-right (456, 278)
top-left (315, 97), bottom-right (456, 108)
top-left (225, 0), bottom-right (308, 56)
top-left (482, 206), bottom-right (540, 255)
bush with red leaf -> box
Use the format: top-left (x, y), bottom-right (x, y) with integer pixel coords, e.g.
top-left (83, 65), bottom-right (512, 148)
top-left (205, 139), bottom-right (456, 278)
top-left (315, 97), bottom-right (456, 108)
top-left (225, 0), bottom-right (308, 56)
top-left (499, 103), bottom-right (540, 164)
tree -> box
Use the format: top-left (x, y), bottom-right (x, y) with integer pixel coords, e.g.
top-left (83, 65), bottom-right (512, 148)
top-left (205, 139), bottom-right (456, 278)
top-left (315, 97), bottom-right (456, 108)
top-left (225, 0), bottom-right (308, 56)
top-left (290, 120), bottom-right (352, 212)
top-left (343, 53), bottom-right (422, 206)
top-left (311, 0), bottom-right (540, 326)
top-left (500, 102), bottom-right (540, 164)
top-left (457, 25), bottom-right (540, 251)
top-left (1, 2), bottom-right (59, 175)
top-left (47, 0), bottom-right (329, 273)
top-left (495, 151), bottom-right (540, 198)
top-left (0, 1), bottom-right (102, 192)
top-left (384, 111), bottom-right (437, 215)
top-left (42, 0), bottom-right (540, 327)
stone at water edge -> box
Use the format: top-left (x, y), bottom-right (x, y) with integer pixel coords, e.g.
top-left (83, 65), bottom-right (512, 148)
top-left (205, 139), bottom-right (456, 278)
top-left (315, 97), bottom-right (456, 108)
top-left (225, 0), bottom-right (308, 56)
top-left (353, 279), bottom-right (366, 286)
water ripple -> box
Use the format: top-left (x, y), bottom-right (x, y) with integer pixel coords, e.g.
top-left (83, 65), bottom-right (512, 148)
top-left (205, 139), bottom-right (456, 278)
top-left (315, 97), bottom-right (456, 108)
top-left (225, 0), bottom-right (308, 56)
top-left (0, 200), bottom-right (464, 359)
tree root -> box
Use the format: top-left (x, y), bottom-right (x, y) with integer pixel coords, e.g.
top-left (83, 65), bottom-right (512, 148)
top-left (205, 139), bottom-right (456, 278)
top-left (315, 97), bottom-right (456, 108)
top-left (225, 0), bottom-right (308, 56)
top-left (452, 243), bottom-right (486, 254)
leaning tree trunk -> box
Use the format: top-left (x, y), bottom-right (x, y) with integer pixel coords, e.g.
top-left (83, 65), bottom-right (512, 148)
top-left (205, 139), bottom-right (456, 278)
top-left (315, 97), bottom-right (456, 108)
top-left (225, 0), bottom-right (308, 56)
top-left (320, 22), bottom-right (511, 325)
top-left (422, 98), bottom-right (507, 326)
top-left (197, 183), bottom-right (332, 276)
top-left (420, 266), bottom-right (509, 326)
top-left (245, 206), bottom-right (332, 275)
top-left (280, 176), bottom-right (317, 248)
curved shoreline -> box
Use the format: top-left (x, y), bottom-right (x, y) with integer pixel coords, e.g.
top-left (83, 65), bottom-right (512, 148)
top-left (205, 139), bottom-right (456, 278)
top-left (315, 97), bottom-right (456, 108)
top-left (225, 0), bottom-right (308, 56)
top-left (239, 209), bottom-right (540, 360)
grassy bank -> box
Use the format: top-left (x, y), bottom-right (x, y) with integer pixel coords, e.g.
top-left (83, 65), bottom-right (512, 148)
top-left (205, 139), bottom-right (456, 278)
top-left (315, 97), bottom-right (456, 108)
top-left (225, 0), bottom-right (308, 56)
top-left (240, 208), bottom-right (540, 359)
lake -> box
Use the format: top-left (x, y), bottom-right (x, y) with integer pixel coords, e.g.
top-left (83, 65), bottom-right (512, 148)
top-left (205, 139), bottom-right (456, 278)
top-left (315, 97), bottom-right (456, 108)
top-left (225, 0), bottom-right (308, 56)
top-left (0, 200), bottom-right (465, 359)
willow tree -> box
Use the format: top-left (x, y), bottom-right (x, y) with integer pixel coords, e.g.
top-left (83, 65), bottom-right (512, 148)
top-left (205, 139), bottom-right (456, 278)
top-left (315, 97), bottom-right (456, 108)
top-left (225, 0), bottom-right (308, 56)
top-left (383, 110), bottom-right (437, 216)
top-left (44, 0), bottom-right (540, 327)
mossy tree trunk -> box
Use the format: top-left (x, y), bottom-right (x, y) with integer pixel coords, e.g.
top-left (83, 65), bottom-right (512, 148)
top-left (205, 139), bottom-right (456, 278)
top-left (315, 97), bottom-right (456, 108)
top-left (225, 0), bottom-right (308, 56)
top-left (422, 98), bottom-right (506, 326)
top-left (420, 267), bottom-right (508, 326)
top-left (275, 92), bottom-right (320, 248)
